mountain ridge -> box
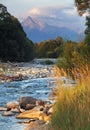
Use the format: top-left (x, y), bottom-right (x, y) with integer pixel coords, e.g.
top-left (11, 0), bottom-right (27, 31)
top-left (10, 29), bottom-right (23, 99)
top-left (22, 16), bottom-right (83, 43)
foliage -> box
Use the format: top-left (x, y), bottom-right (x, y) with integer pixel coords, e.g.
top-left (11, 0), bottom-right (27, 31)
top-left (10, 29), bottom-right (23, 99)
top-left (44, 60), bottom-right (54, 65)
top-left (35, 37), bottom-right (63, 58)
top-left (51, 65), bottom-right (90, 130)
top-left (0, 4), bottom-right (34, 62)
top-left (85, 16), bottom-right (90, 35)
top-left (84, 34), bottom-right (90, 54)
top-left (56, 41), bottom-right (90, 71)
top-left (75, 0), bottom-right (90, 46)
top-left (75, 0), bottom-right (90, 16)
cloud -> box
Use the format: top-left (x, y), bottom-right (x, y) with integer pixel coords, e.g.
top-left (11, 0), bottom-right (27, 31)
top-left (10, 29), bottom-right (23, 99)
top-left (27, 6), bottom-right (81, 20)
top-left (28, 7), bottom-right (51, 16)
top-left (62, 7), bottom-right (76, 15)
top-left (28, 8), bottom-right (41, 15)
top-left (24, 6), bottom-right (85, 32)
top-left (28, 6), bottom-right (67, 16)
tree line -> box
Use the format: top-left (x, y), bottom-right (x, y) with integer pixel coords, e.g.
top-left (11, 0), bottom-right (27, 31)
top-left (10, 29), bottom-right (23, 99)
top-left (0, 4), bottom-right (34, 62)
top-left (0, 3), bottom-right (90, 64)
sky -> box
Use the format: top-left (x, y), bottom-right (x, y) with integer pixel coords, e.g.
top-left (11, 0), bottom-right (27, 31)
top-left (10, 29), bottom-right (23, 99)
top-left (0, 0), bottom-right (74, 17)
top-left (0, 0), bottom-right (86, 33)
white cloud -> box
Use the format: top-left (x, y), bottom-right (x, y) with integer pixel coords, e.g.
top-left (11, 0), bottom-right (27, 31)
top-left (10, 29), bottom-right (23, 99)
top-left (22, 5), bottom-right (85, 32)
top-left (28, 8), bottom-right (41, 15)
top-left (63, 7), bottom-right (76, 15)
top-left (28, 6), bottom-right (51, 16)
top-left (27, 6), bottom-right (79, 19)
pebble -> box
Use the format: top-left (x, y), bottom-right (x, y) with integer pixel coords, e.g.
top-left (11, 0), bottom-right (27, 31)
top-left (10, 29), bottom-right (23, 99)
top-left (2, 111), bottom-right (15, 116)
top-left (0, 107), bottom-right (7, 111)
top-left (0, 61), bottom-right (55, 83)
top-left (11, 108), bottom-right (20, 113)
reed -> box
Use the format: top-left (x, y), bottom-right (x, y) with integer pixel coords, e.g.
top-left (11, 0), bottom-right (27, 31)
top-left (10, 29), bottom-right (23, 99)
top-left (51, 65), bottom-right (90, 130)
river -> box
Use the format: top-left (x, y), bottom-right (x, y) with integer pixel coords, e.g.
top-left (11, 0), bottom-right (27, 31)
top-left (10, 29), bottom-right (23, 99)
top-left (0, 60), bottom-right (56, 130)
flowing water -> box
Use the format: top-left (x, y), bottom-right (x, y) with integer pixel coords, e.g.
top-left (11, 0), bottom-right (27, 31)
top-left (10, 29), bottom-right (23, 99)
top-left (0, 62), bottom-right (56, 130)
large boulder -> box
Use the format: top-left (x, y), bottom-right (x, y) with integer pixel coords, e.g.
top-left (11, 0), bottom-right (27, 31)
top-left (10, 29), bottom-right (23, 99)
top-left (16, 106), bottom-right (51, 123)
top-left (19, 97), bottom-right (37, 110)
top-left (17, 107), bottom-right (42, 119)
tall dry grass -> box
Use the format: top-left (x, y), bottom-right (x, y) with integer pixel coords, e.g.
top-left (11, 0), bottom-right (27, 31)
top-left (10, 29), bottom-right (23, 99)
top-left (51, 65), bottom-right (90, 130)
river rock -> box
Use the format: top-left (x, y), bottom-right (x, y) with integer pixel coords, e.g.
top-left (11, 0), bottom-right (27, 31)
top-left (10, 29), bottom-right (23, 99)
top-left (19, 97), bottom-right (45, 110)
top-left (25, 121), bottom-right (53, 130)
top-left (16, 106), bottom-right (43, 119)
top-left (2, 111), bottom-right (15, 116)
top-left (19, 97), bottom-right (37, 110)
top-left (36, 100), bottom-right (45, 107)
top-left (6, 101), bottom-right (20, 111)
top-left (11, 108), bottom-right (20, 113)
top-left (39, 112), bottom-right (51, 123)
top-left (24, 120), bottom-right (46, 130)
top-left (0, 107), bottom-right (7, 111)
top-left (47, 107), bottom-right (53, 115)
top-left (16, 106), bottom-right (51, 123)
top-left (18, 119), bottom-right (37, 124)
top-left (25, 104), bottom-right (36, 110)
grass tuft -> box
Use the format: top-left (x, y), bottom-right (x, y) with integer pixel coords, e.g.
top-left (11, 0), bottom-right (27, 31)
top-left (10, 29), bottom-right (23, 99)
top-left (51, 65), bottom-right (90, 130)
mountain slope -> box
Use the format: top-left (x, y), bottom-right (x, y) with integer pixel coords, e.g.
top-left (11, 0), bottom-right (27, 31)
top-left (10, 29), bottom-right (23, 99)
top-left (22, 16), bottom-right (80, 43)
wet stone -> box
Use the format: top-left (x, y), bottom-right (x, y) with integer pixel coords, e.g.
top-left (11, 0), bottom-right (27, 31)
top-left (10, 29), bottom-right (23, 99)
top-left (2, 111), bottom-right (15, 116)
top-left (0, 107), bottom-right (7, 111)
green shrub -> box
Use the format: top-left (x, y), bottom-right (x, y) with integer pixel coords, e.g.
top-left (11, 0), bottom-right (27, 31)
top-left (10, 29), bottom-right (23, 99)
top-left (56, 41), bottom-right (90, 71)
top-left (45, 60), bottom-right (54, 65)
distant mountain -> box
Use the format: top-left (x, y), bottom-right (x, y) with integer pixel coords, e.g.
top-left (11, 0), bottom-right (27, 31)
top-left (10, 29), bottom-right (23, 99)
top-left (22, 16), bottom-right (83, 43)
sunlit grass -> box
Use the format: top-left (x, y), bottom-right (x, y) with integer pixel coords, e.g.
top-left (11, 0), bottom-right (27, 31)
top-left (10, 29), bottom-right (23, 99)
top-left (51, 65), bottom-right (90, 130)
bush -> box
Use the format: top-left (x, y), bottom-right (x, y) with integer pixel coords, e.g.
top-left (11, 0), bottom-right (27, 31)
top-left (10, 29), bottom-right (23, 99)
top-left (45, 60), bottom-right (54, 65)
top-left (51, 65), bottom-right (90, 130)
top-left (56, 42), bottom-right (90, 72)
top-left (35, 37), bottom-right (63, 58)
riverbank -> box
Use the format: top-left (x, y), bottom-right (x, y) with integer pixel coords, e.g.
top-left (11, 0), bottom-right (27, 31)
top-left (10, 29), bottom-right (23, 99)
top-left (0, 59), bottom-right (55, 83)
top-left (0, 96), bottom-right (54, 130)
top-left (0, 59), bottom-right (56, 130)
